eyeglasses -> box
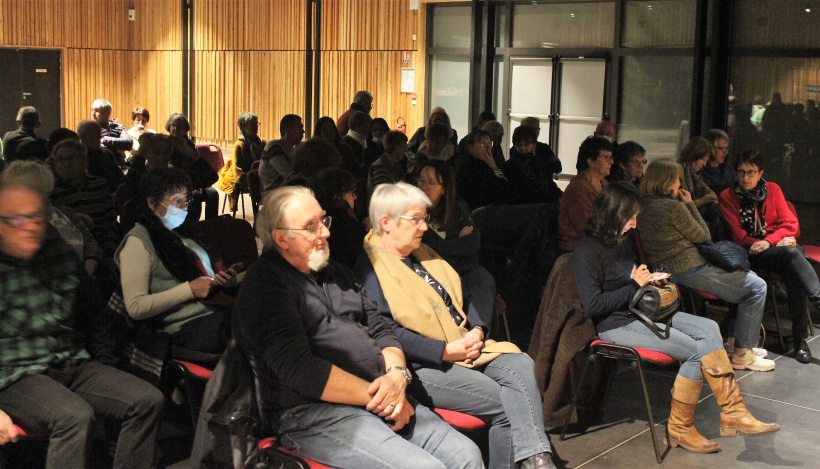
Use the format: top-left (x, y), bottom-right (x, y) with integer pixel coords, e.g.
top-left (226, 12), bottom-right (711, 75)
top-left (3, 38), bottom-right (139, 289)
top-left (736, 169), bottom-right (759, 178)
top-left (628, 159), bottom-right (647, 167)
top-left (162, 196), bottom-right (194, 210)
top-left (417, 179), bottom-right (440, 189)
top-left (398, 214), bottom-right (430, 226)
top-left (278, 216), bottom-right (332, 234)
top-left (603, 156), bottom-right (614, 163)
top-left (0, 212), bottom-right (47, 228)
top-left (715, 146), bottom-right (730, 152)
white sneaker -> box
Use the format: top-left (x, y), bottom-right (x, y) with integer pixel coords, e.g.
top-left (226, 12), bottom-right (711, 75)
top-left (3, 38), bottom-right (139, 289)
top-left (731, 350), bottom-right (776, 371)
top-left (724, 339), bottom-right (768, 357)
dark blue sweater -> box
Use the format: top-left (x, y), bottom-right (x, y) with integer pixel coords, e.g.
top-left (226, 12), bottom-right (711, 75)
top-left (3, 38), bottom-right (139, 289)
top-left (571, 236), bottom-right (641, 333)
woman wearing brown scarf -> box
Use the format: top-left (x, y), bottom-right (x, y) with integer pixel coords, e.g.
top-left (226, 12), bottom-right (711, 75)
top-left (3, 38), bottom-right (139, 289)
top-left (354, 182), bottom-right (555, 469)
top-left (719, 150), bottom-right (818, 363)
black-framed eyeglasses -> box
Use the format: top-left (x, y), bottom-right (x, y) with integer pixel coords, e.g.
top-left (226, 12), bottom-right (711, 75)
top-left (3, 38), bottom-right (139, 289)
top-left (278, 216), bottom-right (332, 233)
top-left (0, 212), bottom-right (47, 228)
top-left (398, 214), bottom-right (430, 226)
top-left (736, 169), bottom-right (759, 178)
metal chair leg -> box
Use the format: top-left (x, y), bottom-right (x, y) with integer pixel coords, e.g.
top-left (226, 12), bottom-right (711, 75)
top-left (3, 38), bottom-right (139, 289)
top-left (560, 349), bottom-right (596, 441)
top-left (633, 350), bottom-right (664, 464)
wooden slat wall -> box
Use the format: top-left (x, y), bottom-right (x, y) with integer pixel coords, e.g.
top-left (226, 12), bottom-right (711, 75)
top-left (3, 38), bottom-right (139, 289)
top-left (732, 57), bottom-right (820, 106)
top-left (2, 0), bottom-right (425, 146)
top-left (0, 0), bottom-right (182, 134)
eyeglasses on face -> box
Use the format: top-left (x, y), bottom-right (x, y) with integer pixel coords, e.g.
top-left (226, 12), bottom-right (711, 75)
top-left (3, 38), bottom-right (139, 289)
top-left (715, 145), bottom-right (730, 152)
top-left (736, 169), bottom-right (759, 178)
top-left (278, 216), bottom-right (332, 234)
top-left (398, 214), bottom-right (430, 226)
top-left (0, 212), bottom-right (47, 228)
top-left (162, 195), bottom-right (194, 209)
top-left (417, 178), bottom-right (440, 189)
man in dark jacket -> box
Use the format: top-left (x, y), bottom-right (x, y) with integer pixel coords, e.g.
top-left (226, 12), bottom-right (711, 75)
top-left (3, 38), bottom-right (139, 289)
top-left (91, 98), bottom-right (132, 159)
top-left (232, 186), bottom-right (481, 469)
top-left (1, 106), bottom-right (49, 162)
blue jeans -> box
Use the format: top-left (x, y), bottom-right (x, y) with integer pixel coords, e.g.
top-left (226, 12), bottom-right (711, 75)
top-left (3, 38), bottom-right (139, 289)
top-left (277, 398), bottom-right (483, 469)
top-left (0, 360), bottom-right (164, 469)
top-left (461, 266), bottom-right (497, 328)
top-left (672, 263), bottom-right (767, 349)
top-left (412, 354), bottom-right (551, 469)
top-left (599, 312), bottom-right (724, 380)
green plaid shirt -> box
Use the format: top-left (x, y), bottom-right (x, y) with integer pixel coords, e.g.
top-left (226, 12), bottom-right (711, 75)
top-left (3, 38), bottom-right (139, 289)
top-left (0, 235), bottom-right (89, 390)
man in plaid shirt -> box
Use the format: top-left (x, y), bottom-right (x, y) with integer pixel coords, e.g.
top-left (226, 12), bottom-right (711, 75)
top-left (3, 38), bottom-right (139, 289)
top-left (0, 175), bottom-right (164, 468)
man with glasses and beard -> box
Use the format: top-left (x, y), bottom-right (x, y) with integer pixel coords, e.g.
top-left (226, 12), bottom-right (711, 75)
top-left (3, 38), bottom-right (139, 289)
top-left (232, 186), bottom-right (482, 469)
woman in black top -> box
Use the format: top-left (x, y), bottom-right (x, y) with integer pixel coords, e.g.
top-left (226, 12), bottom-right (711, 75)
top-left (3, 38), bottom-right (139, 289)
top-left (571, 183), bottom-right (778, 454)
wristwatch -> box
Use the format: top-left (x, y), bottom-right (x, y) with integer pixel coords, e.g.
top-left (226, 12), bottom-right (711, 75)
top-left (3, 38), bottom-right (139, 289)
top-left (387, 365), bottom-right (412, 384)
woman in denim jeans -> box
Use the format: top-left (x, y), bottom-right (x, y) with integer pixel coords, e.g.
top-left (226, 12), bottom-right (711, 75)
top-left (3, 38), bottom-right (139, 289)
top-left (637, 159), bottom-right (774, 372)
top-left (572, 183), bottom-right (779, 455)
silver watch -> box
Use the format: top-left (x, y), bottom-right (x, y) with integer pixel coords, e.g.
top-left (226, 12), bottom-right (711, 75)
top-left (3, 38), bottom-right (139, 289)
top-left (387, 365), bottom-right (412, 384)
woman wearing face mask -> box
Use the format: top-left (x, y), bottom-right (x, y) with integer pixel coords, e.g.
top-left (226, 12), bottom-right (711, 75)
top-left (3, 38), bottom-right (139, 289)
top-left (115, 167), bottom-right (237, 354)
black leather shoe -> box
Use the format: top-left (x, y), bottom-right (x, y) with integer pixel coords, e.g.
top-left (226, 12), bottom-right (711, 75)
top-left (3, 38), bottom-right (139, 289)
top-left (795, 339), bottom-right (812, 364)
top-left (518, 452), bottom-right (556, 469)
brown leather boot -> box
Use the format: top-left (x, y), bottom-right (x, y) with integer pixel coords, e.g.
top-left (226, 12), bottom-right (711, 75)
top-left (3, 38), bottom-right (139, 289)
top-left (665, 375), bottom-right (720, 453)
top-left (700, 350), bottom-right (781, 437)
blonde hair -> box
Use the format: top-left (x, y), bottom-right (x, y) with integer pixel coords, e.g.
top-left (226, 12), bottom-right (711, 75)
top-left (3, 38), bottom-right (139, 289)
top-left (640, 159), bottom-right (683, 198)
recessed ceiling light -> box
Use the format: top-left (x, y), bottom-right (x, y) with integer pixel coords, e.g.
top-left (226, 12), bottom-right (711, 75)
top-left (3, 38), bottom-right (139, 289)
top-left (806, 8), bottom-right (811, 13)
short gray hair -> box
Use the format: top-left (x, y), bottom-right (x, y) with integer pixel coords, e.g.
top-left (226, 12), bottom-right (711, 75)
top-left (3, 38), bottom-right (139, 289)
top-left (76, 119), bottom-right (101, 138)
top-left (353, 90), bottom-right (373, 106)
top-left (0, 160), bottom-right (54, 197)
top-left (237, 112), bottom-right (259, 130)
top-left (369, 182), bottom-right (431, 235)
top-left (91, 99), bottom-right (112, 112)
top-left (16, 106), bottom-right (40, 128)
top-left (703, 128), bottom-right (729, 144)
top-left (256, 186), bottom-right (315, 251)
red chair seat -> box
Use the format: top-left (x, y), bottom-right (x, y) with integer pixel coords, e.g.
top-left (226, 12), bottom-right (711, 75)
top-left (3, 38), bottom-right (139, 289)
top-left (802, 244), bottom-right (820, 263)
top-left (689, 288), bottom-right (720, 301)
top-left (590, 339), bottom-right (676, 365)
top-left (172, 360), bottom-right (214, 380)
top-left (434, 408), bottom-right (486, 431)
top-left (258, 437), bottom-right (332, 469)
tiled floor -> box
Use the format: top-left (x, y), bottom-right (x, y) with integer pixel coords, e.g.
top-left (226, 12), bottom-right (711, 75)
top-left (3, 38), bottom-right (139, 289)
top-left (550, 336), bottom-right (819, 468)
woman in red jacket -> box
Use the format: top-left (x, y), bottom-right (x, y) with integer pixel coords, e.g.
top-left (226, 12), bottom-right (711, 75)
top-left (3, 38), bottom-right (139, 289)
top-left (719, 150), bottom-right (818, 363)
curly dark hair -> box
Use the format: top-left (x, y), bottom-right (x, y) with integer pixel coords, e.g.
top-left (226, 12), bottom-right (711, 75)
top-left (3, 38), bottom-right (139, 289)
top-left (585, 182), bottom-right (643, 246)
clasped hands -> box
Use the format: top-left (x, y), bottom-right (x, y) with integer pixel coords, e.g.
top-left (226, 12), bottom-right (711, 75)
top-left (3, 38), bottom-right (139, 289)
top-left (365, 370), bottom-right (413, 431)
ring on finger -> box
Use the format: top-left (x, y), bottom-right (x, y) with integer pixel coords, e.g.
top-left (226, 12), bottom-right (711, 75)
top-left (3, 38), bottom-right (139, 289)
top-left (386, 403), bottom-right (395, 408)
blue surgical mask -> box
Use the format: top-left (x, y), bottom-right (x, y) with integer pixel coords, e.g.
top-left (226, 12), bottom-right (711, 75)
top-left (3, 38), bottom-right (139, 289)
top-left (156, 203), bottom-right (188, 230)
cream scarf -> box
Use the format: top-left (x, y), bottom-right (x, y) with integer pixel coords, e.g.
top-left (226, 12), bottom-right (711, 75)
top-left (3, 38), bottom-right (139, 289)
top-left (363, 231), bottom-right (520, 368)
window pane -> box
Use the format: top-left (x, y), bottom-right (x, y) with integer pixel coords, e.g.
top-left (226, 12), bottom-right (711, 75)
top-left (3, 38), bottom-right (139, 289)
top-left (512, 3), bottom-right (615, 48)
top-left (619, 55), bottom-right (693, 160)
top-left (622, 0), bottom-right (697, 48)
top-left (431, 6), bottom-right (472, 49)
top-left (728, 56), bottom-right (820, 203)
top-left (429, 55), bottom-right (471, 139)
top-left (733, 0), bottom-right (820, 49)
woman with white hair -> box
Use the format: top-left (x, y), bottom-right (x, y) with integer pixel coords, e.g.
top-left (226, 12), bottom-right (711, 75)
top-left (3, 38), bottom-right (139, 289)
top-left (354, 182), bottom-right (556, 469)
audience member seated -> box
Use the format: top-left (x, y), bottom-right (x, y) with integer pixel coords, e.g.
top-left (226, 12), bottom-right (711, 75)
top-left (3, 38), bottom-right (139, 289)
top-left (678, 136), bottom-right (728, 241)
top-left (0, 175), bottom-right (164, 468)
top-left (355, 182), bottom-right (556, 469)
top-left (91, 98), bottom-right (133, 161)
top-left (233, 186), bottom-right (482, 469)
top-left (49, 139), bottom-right (121, 256)
top-left (362, 117), bottom-right (389, 171)
top-left (520, 116), bottom-right (562, 174)
top-left (456, 129), bottom-right (516, 211)
top-left (115, 167), bottom-right (237, 355)
top-left (572, 183), bottom-right (780, 454)
top-left (336, 89), bottom-right (373, 136)
top-left (593, 119), bottom-right (618, 145)
top-left (606, 141), bottom-right (645, 187)
top-left (216, 111), bottom-right (267, 212)
top-left (284, 138), bottom-right (341, 188)
top-left (165, 112), bottom-right (219, 221)
top-left (482, 121), bottom-right (507, 168)
top-left (418, 160), bottom-right (497, 327)
top-left (126, 107), bottom-right (156, 164)
top-left (260, 114), bottom-right (304, 194)
top-left (312, 168), bottom-right (366, 268)
top-left (121, 133), bottom-right (174, 233)
top-left (408, 108), bottom-right (459, 153)
top-left (505, 126), bottom-right (562, 203)
top-left (719, 150), bottom-right (818, 363)
top-left (77, 119), bottom-right (124, 193)
top-left (46, 127), bottom-right (79, 153)
top-left (1, 106), bottom-right (49, 162)
top-left (456, 110), bottom-right (496, 157)
top-left (701, 128), bottom-right (735, 195)
top-left (637, 159), bottom-right (773, 371)
top-left (368, 130), bottom-right (409, 194)
top-left (341, 111), bottom-right (372, 166)
top-left (369, 117), bottom-right (389, 150)
top-left (313, 116), bottom-right (360, 177)
top-left (557, 136), bottom-right (615, 253)
top-left (415, 123), bottom-right (455, 166)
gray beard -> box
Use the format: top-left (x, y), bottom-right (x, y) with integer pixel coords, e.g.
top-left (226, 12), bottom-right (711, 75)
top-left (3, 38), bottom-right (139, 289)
top-left (307, 246), bottom-right (330, 271)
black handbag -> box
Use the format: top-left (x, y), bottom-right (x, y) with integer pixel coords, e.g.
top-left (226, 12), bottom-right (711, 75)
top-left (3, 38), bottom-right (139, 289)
top-left (628, 283), bottom-right (680, 339)
top-left (697, 240), bottom-right (750, 272)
